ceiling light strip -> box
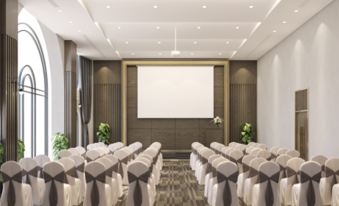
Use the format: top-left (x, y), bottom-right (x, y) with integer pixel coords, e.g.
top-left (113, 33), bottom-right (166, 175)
top-left (264, 0), bottom-right (282, 19)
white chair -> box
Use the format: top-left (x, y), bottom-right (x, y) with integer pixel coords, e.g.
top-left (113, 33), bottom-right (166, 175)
top-left (0, 161), bottom-right (33, 206)
top-left (58, 158), bottom-right (82, 206)
top-left (204, 154), bottom-right (220, 197)
top-left (243, 157), bottom-right (267, 205)
top-left (228, 150), bottom-right (244, 172)
top-left (84, 161), bottom-right (112, 206)
top-left (19, 158), bottom-right (45, 205)
top-left (277, 148), bottom-right (289, 156)
top-left (34, 154), bottom-right (50, 177)
top-left (257, 150), bottom-right (272, 160)
top-left (69, 155), bottom-right (86, 201)
top-left (279, 157), bottom-right (305, 205)
top-left (213, 161), bottom-right (238, 206)
top-left (207, 157), bottom-right (227, 205)
top-left (286, 150), bottom-right (300, 158)
top-left (96, 157), bottom-right (118, 205)
top-left (312, 155), bottom-right (328, 177)
top-left (292, 161), bottom-right (322, 206)
top-left (275, 154), bottom-right (292, 180)
top-left (197, 149), bottom-right (215, 185)
top-left (104, 154), bottom-right (124, 198)
top-left (68, 148), bottom-right (81, 156)
top-left (126, 160), bottom-right (153, 206)
top-left (108, 142), bottom-right (125, 154)
top-left (320, 158), bottom-right (339, 205)
top-left (252, 161), bottom-right (280, 206)
top-left (134, 155), bottom-right (155, 205)
top-left (270, 147), bottom-right (280, 161)
top-left (42, 161), bottom-right (72, 206)
top-left (86, 150), bottom-right (101, 162)
top-left (114, 149), bottom-right (131, 185)
top-left (75, 146), bottom-right (86, 156)
top-left (237, 154), bottom-right (256, 200)
top-left (190, 142), bottom-right (203, 170)
top-left (59, 149), bottom-right (72, 159)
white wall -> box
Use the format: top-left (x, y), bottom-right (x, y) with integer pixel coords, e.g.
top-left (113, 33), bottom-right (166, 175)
top-left (258, 0), bottom-right (339, 157)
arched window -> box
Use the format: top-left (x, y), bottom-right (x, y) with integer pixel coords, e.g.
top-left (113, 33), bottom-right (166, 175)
top-left (18, 11), bottom-right (49, 157)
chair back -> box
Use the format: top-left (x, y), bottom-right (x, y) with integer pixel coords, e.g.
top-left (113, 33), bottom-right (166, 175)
top-left (86, 150), bottom-right (101, 162)
top-left (58, 158), bottom-right (78, 185)
top-left (19, 158), bottom-right (41, 185)
top-left (286, 157), bottom-right (305, 185)
top-left (324, 158), bottom-right (339, 190)
top-left (69, 155), bottom-right (86, 197)
top-left (248, 158), bottom-right (266, 181)
top-left (229, 150), bottom-right (243, 170)
top-left (85, 162), bottom-right (109, 206)
top-left (59, 149), bottom-right (72, 159)
top-left (241, 155), bottom-right (256, 174)
top-left (215, 161), bottom-right (238, 206)
top-left (68, 148), bottom-right (81, 156)
top-left (96, 158), bottom-right (114, 186)
top-left (255, 161), bottom-right (280, 206)
top-left (298, 161), bottom-right (322, 206)
top-left (43, 161), bottom-right (68, 206)
top-left (0, 161), bottom-right (25, 206)
top-left (34, 154), bottom-right (50, 168)
top-left (286, 150), bottom-right (300, 158)
top-left (311, 155), bottom-right (328, 176)
top-left (126, 161), bottom-right (151, 206)
top-left (275, 154), bottom-right (292, 179)
top-left (75, 146), bottom-right (86, 156)
top-left (277, 148), bottom-right (289, 155)
top-left (257, 150), bottom-right (272, 160)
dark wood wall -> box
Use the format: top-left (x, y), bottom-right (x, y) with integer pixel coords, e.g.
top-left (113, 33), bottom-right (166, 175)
top-left (93, 61), bottom-right (121, 143)
top-left (230, 61), bottom-right (257, 143)
top-left (126, 66), bottom-right (224, 150)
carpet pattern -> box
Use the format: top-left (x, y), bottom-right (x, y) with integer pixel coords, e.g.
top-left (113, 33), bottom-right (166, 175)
top-left (118, 159), bottom-right (209, 206)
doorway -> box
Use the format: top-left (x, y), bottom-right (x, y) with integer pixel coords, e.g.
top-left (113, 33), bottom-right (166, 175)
top-left (295, 89), bottom-right (308, 159)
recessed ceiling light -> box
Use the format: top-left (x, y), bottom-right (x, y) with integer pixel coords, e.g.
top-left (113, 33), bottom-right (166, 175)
top-left (273, 30), bottom-right (277, 33)
top-left (78, 30), bottom-right (81, 33)
top-left (193, 41), bottom-right (198, 45)
top-left (117, 26), bottom-right (121, 30)
top-left (190, 52), bottom-right (194, 56)
top-left (156, 26), bottom-right (160, 30)
top-left (218, 52), bottom-right (222, 56)
top-left (153, 5), bottom-right (158, 9)
top-left (57, 9), bottom-right (63, 13)
top-left (235, 26), bottom-right (240, 30)
top-left (158, 52), bottom-right (162, 56)
top-left (294, 9), bottom-right (299, 13)
top-left (106, 5), bottom-right (111, 9)
top-left (131, 52), bottom-right (135, 55)
top-left (68, 21), bottom-right (73, 24)
top-left (197, 26), bottom-right (201, 30)
top-left (202, 5), bottom-right (207, 9)
top-left (249, 5), bottom-right (254, 9)
top-left (226, 41), bottom-right (230, 44)
top-left (157, 41), bottom-right (161, 44)
top-left (282, 21), bottom-right (287, 24)
top-left (125, 41), bottom-right (129, 44)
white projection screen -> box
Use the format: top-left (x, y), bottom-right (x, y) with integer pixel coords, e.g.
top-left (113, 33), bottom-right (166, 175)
top-left (137, 65), bottom-right (214, 118)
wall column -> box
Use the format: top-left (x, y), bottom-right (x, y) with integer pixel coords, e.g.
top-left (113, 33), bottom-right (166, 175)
top-left (0, 0), bottom-right (18, 161)
top-left (64, 40), bottom-right (77, 147)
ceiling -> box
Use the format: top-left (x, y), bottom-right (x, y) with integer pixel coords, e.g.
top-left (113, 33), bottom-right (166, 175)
top-left (19, 0), bottom-right (334, 60)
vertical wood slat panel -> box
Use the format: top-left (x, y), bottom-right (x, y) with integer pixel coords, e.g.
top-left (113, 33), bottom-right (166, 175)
top-left (94, 84), bottom-right (121, 143)
top-left (230, 83), bottom-right (257, 143)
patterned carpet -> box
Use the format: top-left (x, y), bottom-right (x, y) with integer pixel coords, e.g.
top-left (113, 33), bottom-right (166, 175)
top-left (118, 159), bottom-right (209, 206)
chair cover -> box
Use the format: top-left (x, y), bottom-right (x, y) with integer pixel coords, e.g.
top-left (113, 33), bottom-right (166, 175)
top-left (69, 155), bottom-right (86, 200)
top-left (243, 157), bottom-right (267, 205)
top-left (279, 157), bottom-right (305, 205)
top-left (135, 156), bottom-right (156, 204)
top-left (277, 148), bottom-right (289, 156)
top-left (252, 161), bottom-right (280, 206)
top-left (311, 155), bottom-right (328, 177)
top-left (286, 150), bottom-right (300, 158)
top-left (42, 161), bottom-right (71, 206)
top-left (207, 157), bottom-right (227, 204)
top-left (0, 161), bottom-right (33, 206)
top-left (34, 154), bottom-right (50, 177)
top-left (197, 149), bottom-right (215, 185)
top-left (257, 150), bottom-right (273, 160)
top-left (19, 158), bottom-right (45, 205)
top-left (58, 158), bottom-right (82, 205)
top-left (275, 154), bottom-right (292, 180)
top-left (68, 148), bottom-right (81, 156)
top-left (190, 142), bottom-right (202, 170)
top-left (75, 146), bottom-right (86, 156)
top-left (114, 149), bottom-right (132, 185)
top-left (84, 162), bottom-right (112, 206)
top-left (270, 147), bottom-right (280, 160)
top-left (59, 149), bottom-right (72, 159)
top-left (126, 160), bottom-right (153, 206)
top-left (96, 157), bottom-right (118, 205)
top-left (86, 150), bottom-right (101, 162)
top-left (104, 154), bottom-right (124, 197)
top-left (204, 154), bottom-right (220, 197)
top-left (228, 150), bottom-right (244, 172)
top-left (292, 161), bottom-right (322, 206)
top-left (108, 142), bottom-right (125, 154)
top-left (213, 161), bottom-right (238, 206)
top-left (320, 158), bottom-right (339, 205)
top-left (237, 154), bottom-right (256, 199)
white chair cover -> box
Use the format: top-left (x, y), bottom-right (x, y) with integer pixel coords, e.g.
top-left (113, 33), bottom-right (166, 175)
top-left (42, 161), bottom-right (71, 206)
top-left (68, 148), bottom-right (81, 156)
top-left (270, 147), bottom-right (280, 160)
top-left (279, 157), bottom-right (305, 205)
top-left (96, 157), bottom-right (118, 205)
top-left (104, 154), bottom-right (124, 197)
top-left (286, 150), bottom-right (300, 158)
top-left (275, 154), bottom-right (292, 180)
top-left (0, 161), bottom-right (33, 206)
top-left (58, 149), bottom-right (72, 159)
top-left (228, 150), bottom-right (244, 172)
top-left (126, 160), bottom-right (153, 206)
top-left (257, 150), bottom-right (273, 160)
top-left (311, 155), bottom-right (328, 177)
top-left (197, 149), bottom-right (215, 185)
top-left (237, 154), bottom-right (256, 199)
top-left (320, 158), bottom-right (339, 205)
top-left (69, 155), bottom-right (86, 200)
top-left (292, 161), bottom-right (322, 206)
top-left (58, 158), bottom-right (82, 205)
top-left (19, 158), bottom-right (45, 205)
top-left (243, 157), bottom-right (267, 205)
top-left (114, 149), bottom-right (131, 185)
top-left (190, 142), bottom-right (203, 170)
top-left (84, 161), bottom-right (112, 206)
top-left (207, 157), bottom-right (227, 205)
top-left (108, 142), bottom-right (125, 154)
top-left (213, 161), bottom-right (238, 206)
top-left (86, 150), bottom-right (101, 162)
top-left (252, 161), bottom-right (280, 206)
top-left (277, 148), bottom-right (289, 155)
top-left (34, 154), bottom-right (50, 176)
top-left (204, 154), bottom-right (220, 197)
top-left (75, 146), bottom-right (86, 156)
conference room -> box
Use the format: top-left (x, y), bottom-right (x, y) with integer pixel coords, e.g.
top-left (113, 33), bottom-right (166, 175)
top-left (1, 0), bottom-right (339, 205)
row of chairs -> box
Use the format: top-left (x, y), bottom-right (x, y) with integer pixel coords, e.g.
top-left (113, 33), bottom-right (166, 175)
top-left (0, 141), bottom-right (144, 206)
top-left (191, 141), bottom-right (339, 206)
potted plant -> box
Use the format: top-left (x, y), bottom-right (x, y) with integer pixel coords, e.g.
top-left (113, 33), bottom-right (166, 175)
top-left (211, 116), bottom-right (223, 127)
top-left (96, 122), bottom-right (111, 145)
top-left (240, 122), bottom-right (253, 144)
top-left (52, 133), bottom-right (69, 160)
top-left (17, 139), bottom-right (25, 161)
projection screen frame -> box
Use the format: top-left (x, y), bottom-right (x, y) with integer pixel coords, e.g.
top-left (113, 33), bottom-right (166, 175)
top-left (121, 60), bottom-right (230, 147)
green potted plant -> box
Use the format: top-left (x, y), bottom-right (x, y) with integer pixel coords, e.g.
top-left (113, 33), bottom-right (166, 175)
top-left (17, 139), bottom-right (25, 161)
top-left (96, 122), bottom-right (111, 145)
top-left (52, 132), bottom-right (69, 160)
top-left (240, 122), bottom-right (253, 144)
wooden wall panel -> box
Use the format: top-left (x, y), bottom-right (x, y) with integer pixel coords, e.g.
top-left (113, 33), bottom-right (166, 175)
top-left (126, 65), bottom-right (224, 150)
